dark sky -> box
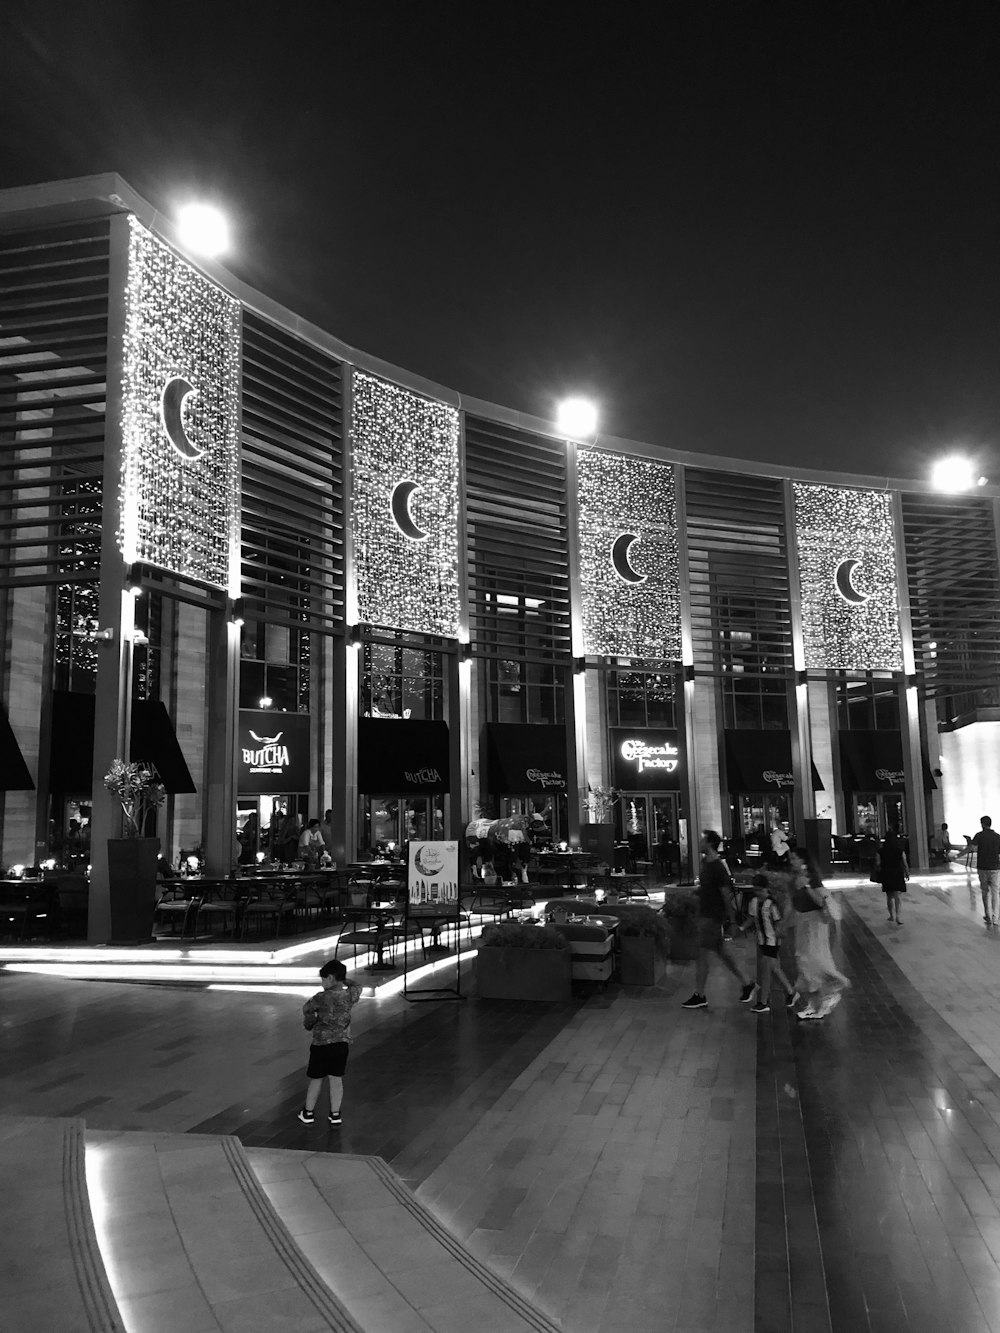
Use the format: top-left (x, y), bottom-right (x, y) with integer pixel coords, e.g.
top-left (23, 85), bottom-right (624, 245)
top-left (2, 1), bottom-right (998, 480)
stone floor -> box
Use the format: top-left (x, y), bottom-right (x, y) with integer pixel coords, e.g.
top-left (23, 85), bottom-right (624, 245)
top-left (4, 867), bottom-right (1000, 1331)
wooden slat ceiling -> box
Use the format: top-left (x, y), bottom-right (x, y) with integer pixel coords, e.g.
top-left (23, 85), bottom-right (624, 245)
top-left (465, 415), bottom-right (571, 661)
top-left (240, 309), bottom-right (344, 633)
top-left (685, 468), bottom-right (793, 674)
top-left (0, 220), bottom-right (109, 590)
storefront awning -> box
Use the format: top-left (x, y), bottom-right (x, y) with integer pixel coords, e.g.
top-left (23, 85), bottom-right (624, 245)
top-left (0, 709), bottom-right (34, 791)
top-left (486, 723), bottom-right (568, 795)
top-left (724, 730), bottom-right (823, 793)
top-left (838, 730), bottom-right (935, 793)
top-left (48, 692), bottom-right (195, 794)
top-left (357, 718), bottom-right (450, 794)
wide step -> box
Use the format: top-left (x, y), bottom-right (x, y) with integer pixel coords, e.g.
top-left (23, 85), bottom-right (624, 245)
top-left (86, 1129), bottom-right (361, 1331)
top-left (0, 1114), bottom-right (124, 1332)
top-left (247, 1147), bottom-right (562, 1332)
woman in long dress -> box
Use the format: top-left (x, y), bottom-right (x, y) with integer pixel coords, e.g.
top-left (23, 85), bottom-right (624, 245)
top-left (789, 851), bottom-right (850, 1020)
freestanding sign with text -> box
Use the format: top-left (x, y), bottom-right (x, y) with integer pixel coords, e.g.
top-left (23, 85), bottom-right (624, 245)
top-left (407, 840), bottom-right (459, 906)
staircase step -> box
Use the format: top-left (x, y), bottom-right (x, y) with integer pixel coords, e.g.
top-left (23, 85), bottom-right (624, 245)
top-left (86, 1129), bottom-right (362, 1332)
top-left (247, 1147), bottom-right (563, 1333)
top-left (0, 1114), bottom-right (124, 1332)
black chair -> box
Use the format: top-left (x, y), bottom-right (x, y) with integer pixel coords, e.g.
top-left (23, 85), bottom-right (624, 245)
top-left (153, 887), bottom-right (199, 937)
top-left (197, 881), bottom-right (240, 938)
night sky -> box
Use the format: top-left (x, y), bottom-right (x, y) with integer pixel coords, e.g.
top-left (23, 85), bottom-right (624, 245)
top-left (1, 2), bottom-right (998, 481)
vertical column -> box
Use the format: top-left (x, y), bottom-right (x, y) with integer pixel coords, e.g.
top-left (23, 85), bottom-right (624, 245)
top-left (674, 465), bottom-right (704, 874)
top-left (337, 369), bottom-right (357, 861)
top-left (203, 604), bottom-right (237, 875)
top-left (170, 600), bottom-right (208, 860)
top-left (450, 410), bottom-right (472, 837)
top-left (783, 480), bottom-right (812, 833)
top-left (892, 491), bottom-right (928, 870)
top-left (88, 213), bottom-right (132, 942)
top-left (564, 438), bottom-right (584, 846)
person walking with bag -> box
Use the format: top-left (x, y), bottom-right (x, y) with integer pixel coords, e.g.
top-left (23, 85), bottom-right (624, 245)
top-left (876, 828), bottom-right (909, 925)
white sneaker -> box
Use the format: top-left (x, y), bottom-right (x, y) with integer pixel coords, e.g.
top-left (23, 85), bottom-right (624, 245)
top-left (796, 1007), bottom-right (821, 1020)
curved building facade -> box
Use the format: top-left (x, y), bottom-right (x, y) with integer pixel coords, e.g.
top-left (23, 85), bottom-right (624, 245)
top-left (2, 177), bottom-right (998, 939)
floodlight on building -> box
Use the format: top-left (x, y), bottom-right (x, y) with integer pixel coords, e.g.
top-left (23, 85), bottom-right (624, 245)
top-left (556, 397), bottom-right (598, 440)
top-left (931, 455), bottom-right (977, 493)
top-left (176, 203), bottom-right (229, 258)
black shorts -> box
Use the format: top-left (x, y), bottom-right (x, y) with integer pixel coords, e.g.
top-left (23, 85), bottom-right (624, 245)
top-left (760, 944), bottom-right (779, 959)
top-left (307, 1042), bottom-right (349, 1078)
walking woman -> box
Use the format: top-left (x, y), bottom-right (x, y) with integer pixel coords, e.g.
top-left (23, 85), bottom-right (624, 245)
top-left (789, 851), bottom-right (850, 1020)
top-left (877, 828), bottom-right (909, 925)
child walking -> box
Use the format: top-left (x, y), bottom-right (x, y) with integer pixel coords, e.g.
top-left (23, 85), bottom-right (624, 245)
top-left (298, 959), bottom-right (362, 1126)
top-left (745, 874), bottom-right (798, 1014)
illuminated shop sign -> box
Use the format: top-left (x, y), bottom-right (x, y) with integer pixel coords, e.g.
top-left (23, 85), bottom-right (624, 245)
top-left (611, 728), bottom-right (682, 792)
top-left (237, 710), bottom-right (311, 794)
top-left (526, 768), bottom-right (566, 790)
top-left (763, 770), bottom-right (794, 789)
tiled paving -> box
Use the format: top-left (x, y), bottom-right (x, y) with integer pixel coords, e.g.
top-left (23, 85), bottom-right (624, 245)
top-left (6, 870), bottom-right (1000, 1331)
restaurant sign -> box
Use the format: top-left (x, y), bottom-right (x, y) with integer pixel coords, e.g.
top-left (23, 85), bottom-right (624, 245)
top-left (407, 840), bottom-right (459, 905)
top-left (237, 709), bottom-right (311, 794)
top-left (611, 728), bottom-right (682, 792)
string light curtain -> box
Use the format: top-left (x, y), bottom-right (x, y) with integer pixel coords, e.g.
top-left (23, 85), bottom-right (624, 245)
top-left (350, 371), bottom-right (460, 636)
top-left (577, 449), bottom-right (681, 658)
top-left (119, 217), bottom-right (240, 589)
top-left (793, 482), bottom-right (903, 671)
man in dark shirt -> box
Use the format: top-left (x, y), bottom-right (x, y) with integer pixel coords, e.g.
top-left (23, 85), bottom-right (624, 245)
top-left (972, 815), bottom-right (1000, 927)
top-left (682, 829), bottom-right (755, 1009)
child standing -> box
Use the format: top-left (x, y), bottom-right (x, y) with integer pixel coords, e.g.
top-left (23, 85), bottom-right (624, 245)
top-left (745, 874), bottom-right (798, 1014)
top-left (298, 959), bottom-right (362, 1126)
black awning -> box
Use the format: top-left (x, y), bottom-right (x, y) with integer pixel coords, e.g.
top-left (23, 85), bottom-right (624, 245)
top-left (838, 730), bottom-right (905, 792)
top-left (49, 691), bottom-right (95, 791)
top-left (357, 718), bottom-right (450, 794)
top-left (0, 708), bottom-right (34, 791)
top-left (131, 700), bottom-right (196, 794)
top-left (486, 723), bottom-right (568, 795)
top-left (724, 730), bottom-right (795, 793)
top-left (49, 692), bottom-right (195, 794)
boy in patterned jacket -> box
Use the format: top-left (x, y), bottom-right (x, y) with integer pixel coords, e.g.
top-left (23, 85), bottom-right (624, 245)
top-left (298, 959), bottom-right (363, 1126)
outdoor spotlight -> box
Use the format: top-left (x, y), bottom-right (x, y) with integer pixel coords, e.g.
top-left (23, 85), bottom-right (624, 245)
top-left (231, 597), bottom-right (245, 626)
top-left (125, 563), bottom-right (144, 597)
top-left (931, 455), bottom-right (976, 493)
top-left (258, 696), bottom-right (273, 709)
top-left (176, 202), bottom-right (229, 258)
top-left (556, 397), bottom-right (598, 439)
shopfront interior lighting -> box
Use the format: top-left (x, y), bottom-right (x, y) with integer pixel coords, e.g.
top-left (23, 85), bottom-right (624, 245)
top-left (175, 202), bottom-right (230, 258)
top-left (556, 397), bottom-right (598, 439)
top-left (258, 695), bottom-right (273, 708)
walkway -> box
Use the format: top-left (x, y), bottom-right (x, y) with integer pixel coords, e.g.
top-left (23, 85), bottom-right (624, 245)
top-left (4, 869), bottom-right (1000, 1331)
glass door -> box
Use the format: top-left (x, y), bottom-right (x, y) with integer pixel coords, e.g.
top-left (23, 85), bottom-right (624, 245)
top-left (361, 795), bottom-right (445, 856)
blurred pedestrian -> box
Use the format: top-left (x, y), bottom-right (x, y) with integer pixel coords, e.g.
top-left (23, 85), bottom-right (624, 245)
top-left (681, 830), bottom-right (755, 1010)
top-left (790, 851), bottom-right (849, 1020)
top-left (877, 828), bottom-right (909, 925)
top-left (972, 816), bottom-right (1000, 927)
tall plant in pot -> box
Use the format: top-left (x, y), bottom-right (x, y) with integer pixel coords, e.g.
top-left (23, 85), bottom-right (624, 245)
top-left (613, 904), bottom-right (671, 986)
top-left (104, 760), bottom-right (166, 942)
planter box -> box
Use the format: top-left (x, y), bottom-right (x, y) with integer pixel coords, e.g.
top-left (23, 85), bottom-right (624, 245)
top-left (476, 946), bottom-right (572, 1001)
top-left (664, 920), bottom-right (700, 962)
top-left (107, 837), bottom-right (160, 943)
top-left (619, 934), bottom-right (667, 986)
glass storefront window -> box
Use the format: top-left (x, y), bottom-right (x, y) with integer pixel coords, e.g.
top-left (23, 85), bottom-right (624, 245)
top-left (606, 668), bottom-right (677, 729)
top-left (362, 640), bottom-right (444, 720)
top-left (360, 795), bottom-right (445, 856)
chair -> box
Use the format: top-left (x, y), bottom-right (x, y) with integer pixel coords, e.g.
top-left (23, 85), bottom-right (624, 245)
top-left (238, 888), bottom-right (294, 939)
top-left (197, 881), bottom-right (240, 938)
top-left (382, 915), bottom-right (428, 962)
top-left (153, 886), bottom-right (199, 937)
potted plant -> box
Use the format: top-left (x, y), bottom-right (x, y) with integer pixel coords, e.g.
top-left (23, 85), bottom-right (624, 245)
top-left (613, 903), bottom-right (671, 985)
top-left (104, 759), bottom-right (166, 942)
top-left (476, 921), bottom-right (572, 1001)
top-left (660, 888), bottom-right (701, 961)
top-left (580, 785), bottom-right (619, 867)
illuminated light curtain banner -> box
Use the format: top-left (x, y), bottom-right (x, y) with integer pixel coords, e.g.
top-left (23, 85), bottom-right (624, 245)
top-left (350, 371), bottom-right (460, 636)
top-left (793, 483), bottom-right (903, 671)
top-left (577, 450), bottom-right (680, 658)
top-left (118, 217), bottom-right (241, 588)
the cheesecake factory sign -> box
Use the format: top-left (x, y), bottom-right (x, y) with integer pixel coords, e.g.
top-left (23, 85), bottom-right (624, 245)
top-left (611, 728), bottom-right (682, 791)
top-left (237, 709), bottom-right (311, 794)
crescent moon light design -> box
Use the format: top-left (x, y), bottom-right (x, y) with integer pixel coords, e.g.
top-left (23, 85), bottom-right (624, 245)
top-left (834, 557), bottom-right (871, 605)
top-left (160, 377), bottom-right (204, 461)
top-left (610, 532), bottom-right (646, 584)
top-left (390, 479), bottom-right (428, 541)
